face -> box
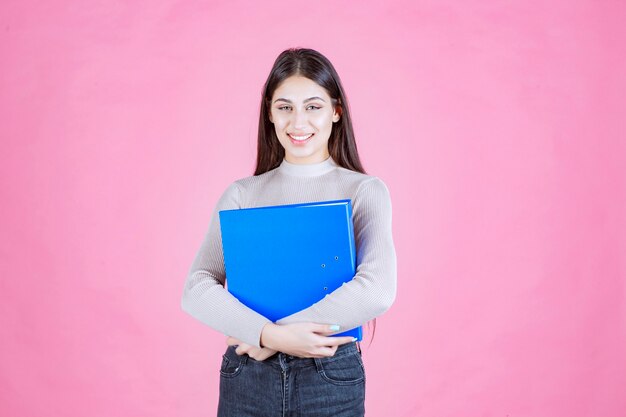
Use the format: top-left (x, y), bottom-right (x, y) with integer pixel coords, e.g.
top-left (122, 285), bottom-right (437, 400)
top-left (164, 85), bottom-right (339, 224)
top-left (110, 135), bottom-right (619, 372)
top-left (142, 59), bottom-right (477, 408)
top-left (269, 75), bottom-right (341, 164)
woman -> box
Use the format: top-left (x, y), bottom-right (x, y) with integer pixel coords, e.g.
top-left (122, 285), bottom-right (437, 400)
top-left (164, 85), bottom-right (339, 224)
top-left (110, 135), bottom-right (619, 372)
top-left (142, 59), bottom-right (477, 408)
top-left (181, 47), bottom-right (397, 417)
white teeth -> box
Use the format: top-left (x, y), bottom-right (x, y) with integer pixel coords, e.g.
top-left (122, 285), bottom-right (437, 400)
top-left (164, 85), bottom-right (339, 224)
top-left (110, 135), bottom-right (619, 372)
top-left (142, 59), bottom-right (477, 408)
top-left (289, 133), bottom-right (313, 141)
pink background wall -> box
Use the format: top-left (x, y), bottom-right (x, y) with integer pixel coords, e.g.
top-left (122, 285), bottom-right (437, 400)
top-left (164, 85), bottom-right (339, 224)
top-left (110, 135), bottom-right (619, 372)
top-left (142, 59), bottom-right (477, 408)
top-left (1, 1), bottom-right (624, 416)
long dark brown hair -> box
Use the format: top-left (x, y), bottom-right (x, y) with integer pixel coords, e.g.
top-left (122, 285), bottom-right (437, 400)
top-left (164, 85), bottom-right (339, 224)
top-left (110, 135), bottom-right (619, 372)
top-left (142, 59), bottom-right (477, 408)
top-left (253, 47), bottom-right (377, 346)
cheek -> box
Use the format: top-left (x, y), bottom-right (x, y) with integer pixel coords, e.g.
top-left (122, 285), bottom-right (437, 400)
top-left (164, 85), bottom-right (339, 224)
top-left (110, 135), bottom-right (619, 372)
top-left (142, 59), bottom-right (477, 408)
top-left (271, 113), bottom-right (289, 128)
top-left (313, 111), bottom-right (334, 126)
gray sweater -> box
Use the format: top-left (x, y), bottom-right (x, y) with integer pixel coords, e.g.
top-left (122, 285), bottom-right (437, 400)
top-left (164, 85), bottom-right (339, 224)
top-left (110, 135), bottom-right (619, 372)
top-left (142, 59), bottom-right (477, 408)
top-left (181, 155), bottom-right (397, 348)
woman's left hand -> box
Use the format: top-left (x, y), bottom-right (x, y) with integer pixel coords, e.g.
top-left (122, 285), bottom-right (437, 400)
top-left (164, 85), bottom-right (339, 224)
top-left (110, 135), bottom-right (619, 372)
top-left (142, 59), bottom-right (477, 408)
top-left (226, 336), bottom-right (278, 361)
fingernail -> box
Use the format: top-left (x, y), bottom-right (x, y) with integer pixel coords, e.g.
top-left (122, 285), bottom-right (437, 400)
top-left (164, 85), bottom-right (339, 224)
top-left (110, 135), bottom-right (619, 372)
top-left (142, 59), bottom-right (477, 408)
top-left (329, 324), bottom-right (340, 331)
top-left (351, 337), bottom-right (357, 342)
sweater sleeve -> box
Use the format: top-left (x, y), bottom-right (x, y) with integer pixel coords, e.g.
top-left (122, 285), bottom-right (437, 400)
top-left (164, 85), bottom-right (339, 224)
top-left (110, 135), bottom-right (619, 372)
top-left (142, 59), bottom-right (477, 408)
top-left (180, 182), bottom-right (273, 348)
top-left (274, 177), bottom-right (398, 333)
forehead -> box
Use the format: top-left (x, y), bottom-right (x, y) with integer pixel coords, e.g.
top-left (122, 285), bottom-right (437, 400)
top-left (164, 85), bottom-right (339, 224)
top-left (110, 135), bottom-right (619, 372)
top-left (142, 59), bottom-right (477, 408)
top-left (272, 76), bottom-right (330, 101)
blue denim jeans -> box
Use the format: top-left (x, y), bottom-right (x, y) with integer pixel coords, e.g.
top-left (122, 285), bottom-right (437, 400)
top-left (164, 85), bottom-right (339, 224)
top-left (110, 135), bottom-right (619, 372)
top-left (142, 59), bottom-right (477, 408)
top-left (217, 341), bottom-right (366, 417)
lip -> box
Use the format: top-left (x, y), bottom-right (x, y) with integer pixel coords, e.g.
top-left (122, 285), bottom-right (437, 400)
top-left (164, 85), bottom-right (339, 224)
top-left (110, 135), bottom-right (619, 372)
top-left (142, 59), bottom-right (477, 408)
top-left (288, 133), bottom-right (314, 145)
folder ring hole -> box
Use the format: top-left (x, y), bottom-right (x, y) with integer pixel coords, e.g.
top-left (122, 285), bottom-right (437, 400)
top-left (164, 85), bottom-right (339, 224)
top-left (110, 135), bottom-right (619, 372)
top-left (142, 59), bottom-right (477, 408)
top-left (335, 256), bottom-right (339, 260)
top-left (321, 264), bottom-right (326, 268)
top-left (324, 287), bottom-right (328, 291)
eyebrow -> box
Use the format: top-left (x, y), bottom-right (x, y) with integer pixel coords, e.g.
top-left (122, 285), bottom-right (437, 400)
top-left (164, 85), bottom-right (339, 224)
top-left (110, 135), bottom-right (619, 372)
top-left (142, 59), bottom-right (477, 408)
top-left (273, 96), bottom-right (326, 104)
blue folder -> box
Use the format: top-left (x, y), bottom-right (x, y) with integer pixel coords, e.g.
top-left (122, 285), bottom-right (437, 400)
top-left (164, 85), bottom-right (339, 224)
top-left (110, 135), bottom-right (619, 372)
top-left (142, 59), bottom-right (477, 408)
top-left (219, 199), bottom-right (362, 341)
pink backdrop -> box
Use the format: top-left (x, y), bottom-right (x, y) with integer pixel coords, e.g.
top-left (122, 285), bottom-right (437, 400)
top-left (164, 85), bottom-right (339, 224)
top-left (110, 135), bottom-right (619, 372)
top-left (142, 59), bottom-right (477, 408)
top-left (1, 1), bottom-right (624, 416)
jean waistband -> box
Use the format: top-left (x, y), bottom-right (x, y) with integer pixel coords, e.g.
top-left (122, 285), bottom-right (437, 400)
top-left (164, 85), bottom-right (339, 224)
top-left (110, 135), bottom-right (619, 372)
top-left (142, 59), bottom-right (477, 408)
top-left (231, 341), bottom-right (361, 369)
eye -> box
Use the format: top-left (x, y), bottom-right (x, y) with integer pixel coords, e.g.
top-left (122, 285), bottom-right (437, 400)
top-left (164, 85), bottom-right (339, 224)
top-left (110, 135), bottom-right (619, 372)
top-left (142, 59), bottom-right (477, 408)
top-left (276, 105), bottom-right (322, 111)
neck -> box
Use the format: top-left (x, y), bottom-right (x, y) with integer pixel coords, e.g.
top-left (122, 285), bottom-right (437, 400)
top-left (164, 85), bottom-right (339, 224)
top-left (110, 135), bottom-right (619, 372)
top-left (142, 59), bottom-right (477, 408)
top-left (278, 155), bottom-right (338, 177)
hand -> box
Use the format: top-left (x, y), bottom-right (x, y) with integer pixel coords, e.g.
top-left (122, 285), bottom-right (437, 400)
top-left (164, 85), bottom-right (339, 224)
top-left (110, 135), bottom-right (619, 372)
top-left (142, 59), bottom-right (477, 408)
top-left (226, 336), bottom-right (278, 361)
top-left (260, 322), bottom-right (356, 358)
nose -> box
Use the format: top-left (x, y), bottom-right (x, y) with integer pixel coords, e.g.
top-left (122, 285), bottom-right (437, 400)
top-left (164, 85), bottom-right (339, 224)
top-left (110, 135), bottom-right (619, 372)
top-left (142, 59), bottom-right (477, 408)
top-left (292, 107), bottom-right (309, 130)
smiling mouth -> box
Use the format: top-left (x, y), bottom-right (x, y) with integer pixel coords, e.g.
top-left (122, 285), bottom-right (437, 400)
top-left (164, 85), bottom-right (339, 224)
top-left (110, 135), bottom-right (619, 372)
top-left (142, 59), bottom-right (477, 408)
top-left (287, 133), bottom-right (315, 146)
top-left (288, 133), bottom-right (314, 141)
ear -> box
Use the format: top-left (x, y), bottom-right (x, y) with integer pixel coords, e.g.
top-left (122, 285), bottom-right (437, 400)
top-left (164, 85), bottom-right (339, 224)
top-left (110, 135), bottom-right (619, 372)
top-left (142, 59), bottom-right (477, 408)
top-left (333, 105), bottom-right (342, 123)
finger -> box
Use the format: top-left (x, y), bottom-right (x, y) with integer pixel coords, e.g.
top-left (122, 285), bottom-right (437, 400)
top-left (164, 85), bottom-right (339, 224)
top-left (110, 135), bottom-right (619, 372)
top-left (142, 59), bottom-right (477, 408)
top-left (235, 344), bottom-right (250, 355)
top-left (320, 335), bottom-right (356, 347)
top-left (251, 348), bottom-right (276, 362)
top-left (312, 323), bottom-right (343, 334)
top-left (226, 337), bottom-right (241, 346)
top-left (314, 345), bottom-right (338, 358)
top-left (244, 347), bottom-right (260, 358)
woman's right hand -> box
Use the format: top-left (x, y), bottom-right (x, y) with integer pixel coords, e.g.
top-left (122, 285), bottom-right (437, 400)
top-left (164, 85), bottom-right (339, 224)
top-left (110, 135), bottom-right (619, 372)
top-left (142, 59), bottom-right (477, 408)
top-left (260, 322), bottom-right (356, 358)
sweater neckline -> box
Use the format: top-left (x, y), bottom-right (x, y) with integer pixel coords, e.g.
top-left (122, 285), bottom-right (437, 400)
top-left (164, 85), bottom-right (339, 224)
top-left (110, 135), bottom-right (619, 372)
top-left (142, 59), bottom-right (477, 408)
top-left (278, 155), bottom-right (338, 177)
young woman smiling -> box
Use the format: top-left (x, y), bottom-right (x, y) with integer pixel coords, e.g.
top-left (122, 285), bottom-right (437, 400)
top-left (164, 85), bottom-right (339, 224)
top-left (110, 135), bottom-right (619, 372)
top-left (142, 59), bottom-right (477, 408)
top-left (181, 47), bottom-right (397, 417)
